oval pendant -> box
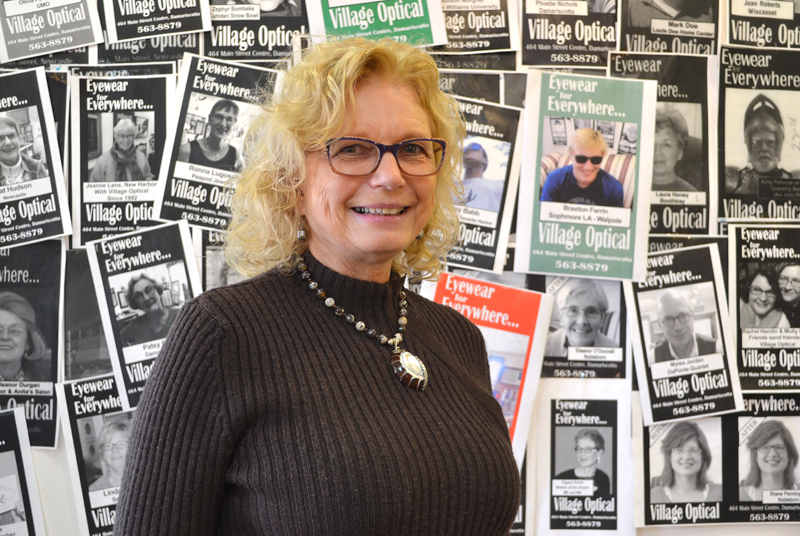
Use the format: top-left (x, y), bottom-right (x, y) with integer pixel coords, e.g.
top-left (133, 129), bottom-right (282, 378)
top-left (391, 350), bottom-right (428, 391)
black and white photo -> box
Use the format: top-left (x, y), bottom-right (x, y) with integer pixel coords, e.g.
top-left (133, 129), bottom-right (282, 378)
top-left (620, 0), bottom-right (718, 54)
top-left (0, 408), bottom-right (45, 535)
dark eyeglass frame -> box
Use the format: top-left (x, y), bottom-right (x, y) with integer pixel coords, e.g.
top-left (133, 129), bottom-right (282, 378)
top-left (660, 312), bottom-right (692, 327)
top-left (573, 154), bottom-right (604, 165)
top-left (749, 286), bottom-right (776, 298)
top-left (325, 136), bottom-right (448, 177)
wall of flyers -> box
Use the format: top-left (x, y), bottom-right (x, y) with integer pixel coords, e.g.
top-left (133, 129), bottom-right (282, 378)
top-left (4, 0), bottom-right (800, 535)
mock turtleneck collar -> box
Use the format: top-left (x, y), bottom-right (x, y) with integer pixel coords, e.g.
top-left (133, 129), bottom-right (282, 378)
top-left (294, 254), bottom-right (408, 335)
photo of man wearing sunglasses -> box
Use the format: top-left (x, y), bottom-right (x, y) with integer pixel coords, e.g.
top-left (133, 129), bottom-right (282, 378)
top-left (540, 128), bottom-right (624, 207)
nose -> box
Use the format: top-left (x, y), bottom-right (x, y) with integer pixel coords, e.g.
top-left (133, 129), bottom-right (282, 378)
top-left (369, 151), bottom-right (405, 190)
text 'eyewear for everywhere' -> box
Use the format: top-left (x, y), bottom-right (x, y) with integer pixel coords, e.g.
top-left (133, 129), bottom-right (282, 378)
top-left (573, 155), bottom-right (603, 165)
top-left (326, 137), bottom-right (447, 176)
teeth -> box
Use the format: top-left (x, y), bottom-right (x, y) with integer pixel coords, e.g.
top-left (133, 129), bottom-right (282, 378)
top-left (354, 207), bottom-right (405, 216)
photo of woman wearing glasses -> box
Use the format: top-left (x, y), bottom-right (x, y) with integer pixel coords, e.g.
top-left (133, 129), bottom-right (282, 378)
top-left (540, 128), bottom-right (624, 208)
top-left (555, 428), bottom-right (612, 498)
top-left (120, 272), bottom-right (180, 346)
top-left (739, 267), bottom-right (790, 329)
top-left (739, 419), bottom-right (800, 501)
top-left (545, 278), bottom-right (620, 357)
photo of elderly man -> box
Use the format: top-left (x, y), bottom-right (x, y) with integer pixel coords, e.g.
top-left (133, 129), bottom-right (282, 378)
top-left (545, 279), bottom-right (619, 356)
top-left (0, 115), bottom-right (48, 185)
top-left (90, 118), bottom-right (154, 182)
top-left (653, 290), bottom-right (717, 363)
top-left (727, 94), bottom-right (793, 194)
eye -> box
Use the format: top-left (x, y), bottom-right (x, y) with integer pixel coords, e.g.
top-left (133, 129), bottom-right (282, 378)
top-left (330, 140), bottom-right (374, 159)
top-left (401, 141), bottom-right (433, 158)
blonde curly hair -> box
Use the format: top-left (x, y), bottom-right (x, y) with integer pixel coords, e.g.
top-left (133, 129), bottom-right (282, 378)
top-left (226, 38), bottom-right (465, 280)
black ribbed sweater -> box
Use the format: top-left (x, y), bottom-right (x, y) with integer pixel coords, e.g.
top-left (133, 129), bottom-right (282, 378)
top-left (114, 256), bottom-right (520, 535)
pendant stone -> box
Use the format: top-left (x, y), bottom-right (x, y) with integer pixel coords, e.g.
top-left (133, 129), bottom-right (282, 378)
top-left (391, 350), bottom-right (428, 391)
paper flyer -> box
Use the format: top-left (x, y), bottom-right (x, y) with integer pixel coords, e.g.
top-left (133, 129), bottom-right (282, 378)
top-left (86, 220), bottom-right (201, 410)
top-left (515, 71), bottom-right (656, 281)
top-left (192, 229), bottom-right (244, 291)
top-left (0, 68), bottom-right (72, 249)
top-left (204, 0), bottom-right (308, 60)
top-left (719, 45), bottom-right (800, 222)
top-left (448, 97), bottom-right (521, 273)
top-left (63, 248), bottom-right (113, 382)
top-left (306, 0), bottom-right (448, 46)
top-left (534, 377), bottom-right (634, 534)
top-left (728, 224), bottom-right (800, 391)
top-left (58, 374), bottom-right (134, 536)
top-left (608, 53), bottom-right (719, 235)
top-left (0, 0), bottom-right (102, 63)
top-left (528, 275), bottom-right (628, 380)
top-left (648, 234), bottom-right (729, 288)
top-left (635, 392), bottom-right (800, 525)
top-left (727, 0), bottom-right (800, 48)
top-left (1, 46), bottom-right (90, 68)
top-left (0, 239), bottom-right (64, 448)
top-left (619, 0), bottom-right (719, 54)
top-left (0, 408), bottom-right (47, 535)
top-left (626, 244), bottom-right (744, 425)
top-left (44, 70), bottom-right (68, 169)
top-left (154, 53), bottom-right (276, 231)
top-left (69, 74), bottom-right (175, 245)
top-left (440, 69), bottom-right (502, 103)
top-left (96, 33), bottom-right (201, 63)
top-left (102, 0), bottom-right (211, 43)
top-left (425, 271), bottom-right (553, 469)
top-left (520, 0), bottom-right (616, 68)
top-left (435, 0), bottom-right (519, 54)
top-left (63, 62), bottom-right (177, 75)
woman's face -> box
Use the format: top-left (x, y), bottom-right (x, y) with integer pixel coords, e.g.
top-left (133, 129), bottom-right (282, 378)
top-left (757, 434), bottom-right (789, 479)
top-left (670, 437), bottom-right (703, 478)
top-left (560, 293), bottom-right (604, 347)
top-left (0, 310), bottom-right (28, 364)
top-left (131, 279), bottom-right (163, 315)
top-left (750, 274), bottom-right (778, 317)
top-left (300, 77), bottom-right (436, 276)
top-left (101, 430), bottom-right (129, 472)
top-left (576, 436), bottom-right (601, 468)
top-left (653, 126), bottom-right (683, 177)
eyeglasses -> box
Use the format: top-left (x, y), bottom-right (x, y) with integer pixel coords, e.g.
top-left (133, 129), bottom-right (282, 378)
top-left (778, 277), bottom-right (800, 289)
top-left (562, 306), bottom-right (603, 320)
top-left (100, 440), bottom-right (129, 452)
top-left (749, 286), bottom-right (776, 298)
top-left (672, 446), bottom-right (701, 456)
top-left (660, 313), bottom-right (692, 327)
top-left (210, 113), bottom-right (237, 124)
top-left (132, 285), bottom-right (158, 302)
top-left (758, 444), bottom-right (787, 454)
top-left (575, 447), bottom-right (598, 454)
top-left (573, 155), bottom-right (603, 165)
top-left (325, 137), bottom-right (447, 177)
top-left (0, 326), bottom-right (25, 338)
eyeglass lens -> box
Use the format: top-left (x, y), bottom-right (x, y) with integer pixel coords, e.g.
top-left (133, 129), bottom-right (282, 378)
top-left (672, 447), bottom-right (701, 456)
top-left (327, 138), bottom-right (445, 176)
top-left (758, 444), bottom-right (786, 454)
top-left (661, 313), bottom-right (691, 327)
top-left (779, 277), bottom-right (800, 288)
top-left (575, 447), bottom-right (597, 453)
top-left (574, 155), bottom-right (603, 165)
top-left (563, 306), bottom-right (602, 320)
top-left (749, 286), bottom-right (776, 297)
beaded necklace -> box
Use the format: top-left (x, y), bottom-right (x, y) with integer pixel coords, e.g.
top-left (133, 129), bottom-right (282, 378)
top-left (296, 257), bottom-right (428, 391)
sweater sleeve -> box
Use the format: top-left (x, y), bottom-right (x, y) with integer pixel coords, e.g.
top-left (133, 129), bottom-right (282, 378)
top-left (114, 300), bottom-right (234, 536)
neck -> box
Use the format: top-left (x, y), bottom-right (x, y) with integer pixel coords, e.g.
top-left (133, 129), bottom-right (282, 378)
top-left (308, 243), bottom-right (394, 283)
top-left (106, 466), bottom-right (124, 486)
top-left (464, 169), bottom-right (482, 180)
top-left (671, 337), bottom-right (694, 357)
top-left (0, 156), bottom-right (21, 169)
top-left (205, 137), bottom-right (226, 152)
top-left (0, 360), bottom-right (22, 380)
top-left (146, 307), bottom-right (169, 327)
top-left (575, 465), bottom-right (596, 478)
top-left (760, 472), bottom-right (784, 490)
top-left (672, 474), bottom-right (697, 491)
top-left (652, 171), bottom-right (677, 184)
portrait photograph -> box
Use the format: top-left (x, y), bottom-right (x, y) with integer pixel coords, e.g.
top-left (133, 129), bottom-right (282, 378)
top-left (0, 106), bottom-right (50, 189)
top-left (78, 411), bottom-right (136, 493)
top-left (544, 277), bottom-right (622, 356)
top-left (457, 135), bottom-right (511, 214)
top-left (86, 111), bottom-right (156, 182)
top-left (553, 425), bottom-right (614, 498)
top-left (106, 262), bottom-right (189, 348)
top-left (738, 416), bottom-right (800, 502)
top-left (480, 325), bottom-right (530, 429)
top-left (648, 418), bottom-right (722, 503)
top-left (724, 89), bottom-right (800, 195)
top-left (653, 102), bottom-right (705, 192)
top-left (624, 0), bottom-right (715, 28)
top-left (0, 289), bottom-right (56, 383)
top-left (737, 261), bottom-right (800, 332)
top-left (635, 282), bottom-right (722, 366)
top-left (175, 93), bottom-right (262, 173)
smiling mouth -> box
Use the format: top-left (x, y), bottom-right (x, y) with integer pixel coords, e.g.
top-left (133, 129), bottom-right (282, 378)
top-left (353, 207), bottom-right (407, 216)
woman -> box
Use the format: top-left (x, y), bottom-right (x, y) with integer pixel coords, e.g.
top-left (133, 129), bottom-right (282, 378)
top-left (652, 108), bottom-right (697, 192)
top-left (177, 99), bottom-right (245, 172)
top-left (116, 39), bottom-right (520, 535)
top-left (120, 274), bottom-right (179, 346)
top-left (650, 422), bottom-right (721, 503)
top-left (740, 420), bottom-right (799, 501)
top-left (0, 292), bottom-right (49, 381)
top-left (545, 279), bottom-right (616, 356)
top-left (555, 429), bottom-right (610, 497)
top-left (89, 421), bottom-right (131, 491)
top-left (739, 268), bottom-right (790, 329)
